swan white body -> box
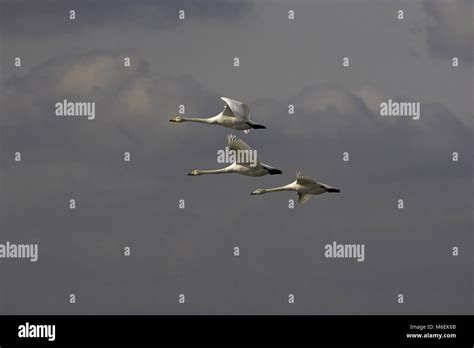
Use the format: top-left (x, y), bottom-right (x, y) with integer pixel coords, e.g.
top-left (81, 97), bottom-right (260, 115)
top-left (188, 135), bottom-right (282, 177)
top-left (170, 97), bottom-right (266, 133)
top-left (251, 172), bottom-right (340, 204)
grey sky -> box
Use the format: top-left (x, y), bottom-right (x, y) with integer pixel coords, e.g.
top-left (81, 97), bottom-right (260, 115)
top-left (0, 0), bottom-right (472, 314)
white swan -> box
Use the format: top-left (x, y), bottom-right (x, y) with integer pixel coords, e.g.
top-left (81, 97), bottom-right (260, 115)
top-left (170, 97), bottom-right (266, 133)
top-left (188, 134), bottom-right (282, 177)
top-left (251, 172), bottom-right (340, 204)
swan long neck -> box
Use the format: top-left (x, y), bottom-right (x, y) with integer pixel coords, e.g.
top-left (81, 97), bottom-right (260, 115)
top-left (182, 117), bottom-right (214, 124)
top-left (199, 167), bottom-right (232, 175)
top-left (263, 184), bottom-right (294, 193)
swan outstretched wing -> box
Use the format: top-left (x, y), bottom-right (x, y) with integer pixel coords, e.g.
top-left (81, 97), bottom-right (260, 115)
top-left (241, 103), bottom-right (250, 121)
top-left (227, 134), bottom-right (254, 165)
top-left (221, 97), bottom-right (250, 121)
top-left (298, 192), bottom-right (312, 204)
top-left (222, 104), bottom-right (234, 117)
top-left (227, 134), bottom-right (252, 151)
top-left (296, 172), bottom-right (316, 184)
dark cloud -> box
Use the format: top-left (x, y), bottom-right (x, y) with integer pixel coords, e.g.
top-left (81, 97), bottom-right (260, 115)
top-left (423, 0), bottom-right (473, 63)
top-left (0, 51), bottom-right (471, 314)
top-left (0, 0), bottom-right (253, 37)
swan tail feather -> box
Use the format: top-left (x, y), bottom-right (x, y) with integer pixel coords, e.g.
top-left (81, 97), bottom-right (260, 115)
top-left (267, 168), bottom-right (282, 175)
top-left (246, 122), bottom-right (266, 129)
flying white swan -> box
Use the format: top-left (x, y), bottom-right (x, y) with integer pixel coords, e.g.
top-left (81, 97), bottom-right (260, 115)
top-left (188, 134), bottom-right (282, 177)
top-left (251, 172), bottom-right (340, 204)
top-left (170, 97), bottom-right (266, 133)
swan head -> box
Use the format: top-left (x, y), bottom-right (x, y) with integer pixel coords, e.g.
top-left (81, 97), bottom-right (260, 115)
top-left (188, 170), bottom-right (201, 176)
top-left (251, 189), bottom-right (266, 195)
top-left (170, 116), bottom-right (184, 123)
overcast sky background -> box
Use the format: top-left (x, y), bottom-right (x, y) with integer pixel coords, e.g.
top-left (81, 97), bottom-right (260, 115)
top-left (0, 0), bottom-right (472, 314)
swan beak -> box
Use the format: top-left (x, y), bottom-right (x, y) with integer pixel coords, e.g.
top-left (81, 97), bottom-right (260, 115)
top-left (169, 118), bottom-right (176, 122)
top-left (188, 170), bottom-right (198, 176)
